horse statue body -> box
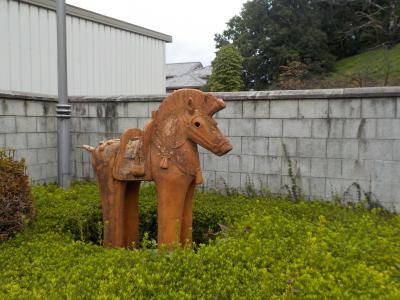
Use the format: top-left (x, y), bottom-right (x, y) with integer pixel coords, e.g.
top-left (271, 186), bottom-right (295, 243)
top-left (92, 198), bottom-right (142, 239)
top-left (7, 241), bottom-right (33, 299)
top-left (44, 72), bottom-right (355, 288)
top-left (83, 89), bottom-right (232, 248)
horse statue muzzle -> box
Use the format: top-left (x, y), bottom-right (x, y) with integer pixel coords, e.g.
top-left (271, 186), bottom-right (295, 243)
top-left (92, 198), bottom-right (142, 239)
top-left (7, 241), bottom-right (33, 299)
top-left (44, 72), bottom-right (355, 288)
top-left (83, 89), bottom-right (232, 248)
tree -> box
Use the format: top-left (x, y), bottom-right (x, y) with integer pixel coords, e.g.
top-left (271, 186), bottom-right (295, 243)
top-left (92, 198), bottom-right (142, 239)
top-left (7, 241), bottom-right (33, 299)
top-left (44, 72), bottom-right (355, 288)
top-left (215, 0), bottom-right (335, 90)
top-left (346, 0), bottom-right (400, 48)
top-left (316, 0), bottom-right (369, 59)
top-left (318, 0), bottom-right (400, 58)
top-left (208, 44), bottom-right (244, 92)
top-left (215, 0), bottom-right (400, 90)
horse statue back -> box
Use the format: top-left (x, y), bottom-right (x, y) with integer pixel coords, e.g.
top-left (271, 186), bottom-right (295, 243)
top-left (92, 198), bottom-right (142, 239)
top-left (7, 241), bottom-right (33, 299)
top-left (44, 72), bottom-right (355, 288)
top-left (83, 89), bottom-right (232, 248)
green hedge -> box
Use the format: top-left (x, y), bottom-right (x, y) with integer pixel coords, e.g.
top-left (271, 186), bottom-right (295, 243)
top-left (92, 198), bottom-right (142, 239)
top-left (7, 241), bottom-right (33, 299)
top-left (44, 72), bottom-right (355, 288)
top-left (31, 183), bottom-right (103, 243)
top-left (0, 182), bottom-right (399, 299)
top-left (30, 182), bottom-right (260, 245)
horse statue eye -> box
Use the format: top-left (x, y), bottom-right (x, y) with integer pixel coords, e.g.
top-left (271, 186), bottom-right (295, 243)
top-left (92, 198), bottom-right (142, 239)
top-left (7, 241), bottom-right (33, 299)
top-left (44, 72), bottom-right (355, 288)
top-left (194, 121), bottom-right (201, 128)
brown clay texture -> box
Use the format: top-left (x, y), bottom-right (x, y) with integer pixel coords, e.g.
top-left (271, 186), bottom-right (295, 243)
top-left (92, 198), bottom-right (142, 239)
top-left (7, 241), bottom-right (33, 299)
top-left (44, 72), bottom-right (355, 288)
top-left (83, 89), bottom-right (232, 248)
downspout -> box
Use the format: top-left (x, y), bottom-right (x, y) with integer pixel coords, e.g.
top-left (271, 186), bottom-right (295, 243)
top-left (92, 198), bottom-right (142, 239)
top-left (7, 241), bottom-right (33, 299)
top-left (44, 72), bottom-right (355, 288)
top-left (56, 0), bottom-right (71, 189)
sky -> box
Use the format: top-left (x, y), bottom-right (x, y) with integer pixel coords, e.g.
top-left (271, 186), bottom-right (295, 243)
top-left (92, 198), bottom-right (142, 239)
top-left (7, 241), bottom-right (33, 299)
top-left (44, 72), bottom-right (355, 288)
top-left (66, 0), bottom-right (247, 67)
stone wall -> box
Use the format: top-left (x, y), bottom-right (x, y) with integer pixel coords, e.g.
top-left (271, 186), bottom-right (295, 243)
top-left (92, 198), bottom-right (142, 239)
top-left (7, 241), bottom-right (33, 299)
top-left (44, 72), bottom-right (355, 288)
top-left (0, 91), bottom-right (58, 183)
top-left (1, 87), bottom-right (400, 210)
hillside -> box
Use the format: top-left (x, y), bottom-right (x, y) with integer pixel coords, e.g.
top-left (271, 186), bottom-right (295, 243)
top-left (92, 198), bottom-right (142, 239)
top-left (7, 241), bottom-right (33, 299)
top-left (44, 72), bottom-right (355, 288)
top-left (325, 43), bottom-right (400, 87)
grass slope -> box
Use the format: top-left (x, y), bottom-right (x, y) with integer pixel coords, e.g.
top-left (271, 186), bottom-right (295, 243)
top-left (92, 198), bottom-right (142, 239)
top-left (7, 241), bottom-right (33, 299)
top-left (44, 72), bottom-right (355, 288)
top-left (326, 44), bottom-right (400, 87)
top-left (0, 183), bottom-right (399, 299)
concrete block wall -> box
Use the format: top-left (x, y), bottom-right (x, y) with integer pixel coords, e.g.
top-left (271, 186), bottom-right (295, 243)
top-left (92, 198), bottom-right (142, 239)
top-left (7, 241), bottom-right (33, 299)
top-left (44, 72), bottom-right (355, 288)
top-left (0, 92), bottom-right (58, 183)
top-left (208, 89), bottom-right (400, 211)
top-left (70, 87), bottom-right (400, 211)
top-left (2, 87), bottom-right (400, 211)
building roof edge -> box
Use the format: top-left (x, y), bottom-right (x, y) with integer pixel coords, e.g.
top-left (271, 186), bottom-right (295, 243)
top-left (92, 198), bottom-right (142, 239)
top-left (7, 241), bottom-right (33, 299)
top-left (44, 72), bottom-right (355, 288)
top-left (19, 0), bottom-right (172, 42)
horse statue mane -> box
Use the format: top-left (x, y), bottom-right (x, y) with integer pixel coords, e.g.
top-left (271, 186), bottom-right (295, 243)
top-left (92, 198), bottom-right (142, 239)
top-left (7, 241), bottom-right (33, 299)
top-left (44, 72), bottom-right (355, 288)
top-left (154, 89), bottom-right (226, 121)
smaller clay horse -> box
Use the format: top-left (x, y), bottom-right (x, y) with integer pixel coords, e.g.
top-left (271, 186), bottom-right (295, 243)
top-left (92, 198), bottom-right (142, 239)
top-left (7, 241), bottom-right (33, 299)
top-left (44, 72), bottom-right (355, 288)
top-left (83, 89), bottom-right (232, 248)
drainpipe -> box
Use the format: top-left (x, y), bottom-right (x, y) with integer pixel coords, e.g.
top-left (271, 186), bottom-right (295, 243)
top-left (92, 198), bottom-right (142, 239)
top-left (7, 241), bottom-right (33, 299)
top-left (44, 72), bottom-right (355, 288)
top-left (56, 0), bottom-right (71, 189)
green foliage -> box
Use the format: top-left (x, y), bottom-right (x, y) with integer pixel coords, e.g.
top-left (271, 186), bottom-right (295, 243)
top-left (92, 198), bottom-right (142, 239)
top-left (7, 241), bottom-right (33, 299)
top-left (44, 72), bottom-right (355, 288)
top-left (215, 0), bottom-right (400, 89)
top-left (342, 182), bottom-right (387, 211)
top-left (208, 44), bottom-right (244, 92)
top-left (215, 0), bottom-right (335, 90)
top-left (0, 148), bottom-right (35, 241)
top-left (30, 182), bottom-right (254, 245)
top-left (282, 144), bottom-right (303, 203)
top-left (31, 183), bottom-right (103, 243)
top-left (272, 43), bottom-right (400, 89)
top-left (0, 182), bottom-right (399, 299)
top-left (324, 43), bottom-right (400, 87)
top-left (317, 0), bottom-right (400, 59)
top-left (275, 61), bottom-right (310, 90)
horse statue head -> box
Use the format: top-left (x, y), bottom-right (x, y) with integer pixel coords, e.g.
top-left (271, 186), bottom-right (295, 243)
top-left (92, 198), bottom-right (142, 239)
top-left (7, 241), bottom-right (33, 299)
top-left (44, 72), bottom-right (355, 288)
top-left (151, 89), bottom-right (232, 157)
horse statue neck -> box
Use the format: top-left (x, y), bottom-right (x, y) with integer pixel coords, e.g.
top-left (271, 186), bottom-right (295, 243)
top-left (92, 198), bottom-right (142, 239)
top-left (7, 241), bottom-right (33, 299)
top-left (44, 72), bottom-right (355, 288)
top-left (148, 114), bottom-right (202, 182)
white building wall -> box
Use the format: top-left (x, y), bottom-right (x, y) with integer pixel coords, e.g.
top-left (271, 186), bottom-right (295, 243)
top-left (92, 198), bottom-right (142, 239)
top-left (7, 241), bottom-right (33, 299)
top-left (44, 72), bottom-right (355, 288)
top-left (0, 0), bottom-right (167, 96)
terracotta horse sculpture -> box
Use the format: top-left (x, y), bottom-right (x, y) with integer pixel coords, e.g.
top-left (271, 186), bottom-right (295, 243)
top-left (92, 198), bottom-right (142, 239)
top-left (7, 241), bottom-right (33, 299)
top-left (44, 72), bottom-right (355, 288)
top-left (83, 89), bottom-right (232, 248)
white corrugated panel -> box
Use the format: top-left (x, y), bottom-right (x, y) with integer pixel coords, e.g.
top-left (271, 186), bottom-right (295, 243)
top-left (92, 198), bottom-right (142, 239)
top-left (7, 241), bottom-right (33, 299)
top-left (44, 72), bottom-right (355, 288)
top-left (0, 0), bottom-right (167, 96)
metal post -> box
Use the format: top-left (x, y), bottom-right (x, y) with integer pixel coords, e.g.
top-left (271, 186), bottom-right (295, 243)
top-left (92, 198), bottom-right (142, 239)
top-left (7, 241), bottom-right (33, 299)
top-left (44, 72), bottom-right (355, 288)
top-left (56, 0), bottom-right (71, 189)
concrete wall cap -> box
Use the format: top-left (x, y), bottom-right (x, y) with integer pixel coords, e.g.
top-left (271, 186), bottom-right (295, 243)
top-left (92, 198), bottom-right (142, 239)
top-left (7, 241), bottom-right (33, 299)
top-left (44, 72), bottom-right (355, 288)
top-left (0, 90), bottom-right (57, 102)
top-left (1, 86), bottom-right (399, 103)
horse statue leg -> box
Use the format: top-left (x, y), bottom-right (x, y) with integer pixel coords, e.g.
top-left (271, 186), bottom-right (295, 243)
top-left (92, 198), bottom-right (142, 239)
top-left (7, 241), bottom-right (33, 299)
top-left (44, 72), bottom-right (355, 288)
top-left (153, 165), bottom-right (194, 247)
top-left (123, 181), bottom-right (140, 247)
top-left (94, 162), bottom-right (126, 248)
top-left (180, 181), bottom-right (195, 246)
top-left (84, 142), bottom-right (140, 248)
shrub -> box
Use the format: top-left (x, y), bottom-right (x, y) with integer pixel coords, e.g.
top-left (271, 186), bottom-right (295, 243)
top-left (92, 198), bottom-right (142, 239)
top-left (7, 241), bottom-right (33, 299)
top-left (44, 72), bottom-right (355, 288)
top-left (275, 61), bottom-right (310, 90)
top-left (31, 182), bottom-right (103, 243)
top-left (0, 149), bottom-right (35, 241)
top-left (0, 182), bottom-right (399, 299)
top-left (30, 182), bottom-right (261, 245)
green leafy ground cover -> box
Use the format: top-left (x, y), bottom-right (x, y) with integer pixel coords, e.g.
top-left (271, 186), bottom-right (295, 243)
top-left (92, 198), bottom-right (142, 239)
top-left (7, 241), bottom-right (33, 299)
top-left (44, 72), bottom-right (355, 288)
top-left (0, 182), bottom-right (399, 299)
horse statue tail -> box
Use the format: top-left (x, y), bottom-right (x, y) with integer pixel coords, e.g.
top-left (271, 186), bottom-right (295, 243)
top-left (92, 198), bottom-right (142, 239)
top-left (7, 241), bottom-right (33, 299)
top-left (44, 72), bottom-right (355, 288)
top-left (81, 144), bottom-right (95, 152)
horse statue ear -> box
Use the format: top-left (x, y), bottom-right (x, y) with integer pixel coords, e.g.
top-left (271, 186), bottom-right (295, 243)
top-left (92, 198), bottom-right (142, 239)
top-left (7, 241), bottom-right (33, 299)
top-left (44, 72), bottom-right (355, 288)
top-left (187, 97), bottom-right (195, 115)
